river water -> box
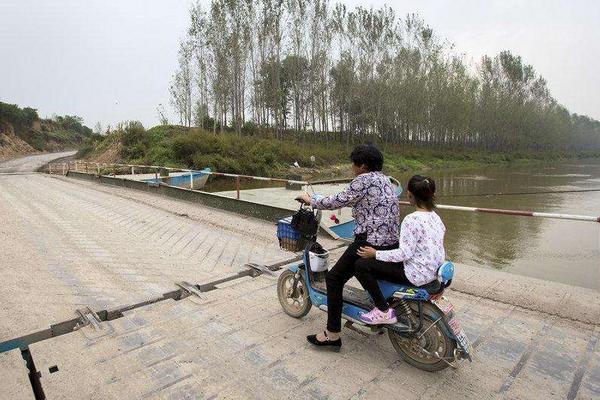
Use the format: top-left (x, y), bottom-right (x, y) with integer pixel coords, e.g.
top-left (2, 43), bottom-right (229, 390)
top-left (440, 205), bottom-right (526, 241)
top-left (203, 159), bottom-right (600, 290)
top-left (399, 159), bottom-right (600, 290)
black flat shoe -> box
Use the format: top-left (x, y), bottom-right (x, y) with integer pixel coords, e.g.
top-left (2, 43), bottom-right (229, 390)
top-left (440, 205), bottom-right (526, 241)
top-left (306, 331), bottom-right (342, 352)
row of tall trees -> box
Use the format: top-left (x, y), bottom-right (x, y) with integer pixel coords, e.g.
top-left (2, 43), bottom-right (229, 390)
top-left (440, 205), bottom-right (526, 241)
top-left (168, 0), bottom-right (600, 152)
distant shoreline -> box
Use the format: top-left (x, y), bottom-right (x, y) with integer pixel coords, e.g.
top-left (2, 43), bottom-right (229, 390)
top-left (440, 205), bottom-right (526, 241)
top-left (76, 125), bottom-right (600, 182)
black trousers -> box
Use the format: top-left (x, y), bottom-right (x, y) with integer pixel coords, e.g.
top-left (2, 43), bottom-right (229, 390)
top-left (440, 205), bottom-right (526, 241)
top-left (325, 236), bottom-right (398, 333)
top-left (354, 258), bottom-right (411, 311)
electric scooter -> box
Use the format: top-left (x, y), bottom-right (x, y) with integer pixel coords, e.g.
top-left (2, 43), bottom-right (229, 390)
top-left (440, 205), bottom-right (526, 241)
top-left (276, 207), bottom-right (472, 372)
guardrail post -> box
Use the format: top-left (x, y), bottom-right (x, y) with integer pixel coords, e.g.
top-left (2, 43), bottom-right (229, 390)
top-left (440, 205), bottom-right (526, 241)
top-left (85, 163), bottom-right (88, 173)
top-left (155, 169), bottom-right (159, 182)
top-left (190, 171), bottom-right (194, 190)
top-left (236, 176), bottom-right (241, 200)
top-left (96, 163), bottom-right (100, 175)
top-left (131, 166), bottom-right (135, 175)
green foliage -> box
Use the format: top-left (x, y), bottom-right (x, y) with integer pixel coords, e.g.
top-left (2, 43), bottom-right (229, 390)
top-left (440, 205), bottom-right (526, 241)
top-left (52, 115), bottom-right (92, 136)
top-left (82, 123), bottom-right (600, 180)
top-left (0, 102), bottom-right (95, 151)
top-left (120, 121), bottom-right (146, 159)
top-left (145, 145), bottom-right (176, 166)
top-left (75, 142), bottom-right (96, 159)
top-left (241, 121), bottom-right (259, 136)
top-left (0, 102), bottom-right (39, 130)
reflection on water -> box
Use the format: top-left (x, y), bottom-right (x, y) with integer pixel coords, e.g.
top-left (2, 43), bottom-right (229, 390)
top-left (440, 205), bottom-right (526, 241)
top-left (396, 159), bottom-right (600, 290)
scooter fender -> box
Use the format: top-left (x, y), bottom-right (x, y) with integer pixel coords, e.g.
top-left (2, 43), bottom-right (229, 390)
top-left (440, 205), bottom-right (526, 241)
top-left (287, 263), bottom-right (301, 274)
top-left (287, 263), bottom-right (328, 306)
top-left (420, 301), bottom-right (454, 340)
top-left (428, 299), bottom-right (472, 360)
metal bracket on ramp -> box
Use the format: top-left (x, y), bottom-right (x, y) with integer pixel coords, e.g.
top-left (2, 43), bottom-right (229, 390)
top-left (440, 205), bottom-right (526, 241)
top-left (176, 281), bottom-right (203, 298)
top-left (76, 307), bottom-right (102, 330)
top-left (244, 263), bottom-right (276, 277)
top-left (75, 306), bottom-right (115, 340)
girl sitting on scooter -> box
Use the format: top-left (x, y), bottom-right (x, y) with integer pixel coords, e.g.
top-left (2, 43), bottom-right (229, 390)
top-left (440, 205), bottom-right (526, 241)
top-left (296, 144), bottom-right (399, 351)
top-left (356, 175), bottom-right (446, 326)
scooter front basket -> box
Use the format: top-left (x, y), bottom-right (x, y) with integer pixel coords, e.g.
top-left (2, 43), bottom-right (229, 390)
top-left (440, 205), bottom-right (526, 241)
top-left (277, 217), bottom-right (306, 252)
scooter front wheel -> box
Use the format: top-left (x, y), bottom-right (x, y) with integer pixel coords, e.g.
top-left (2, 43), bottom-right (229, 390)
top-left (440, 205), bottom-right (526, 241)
top-left (277, 270), bottom-right (312, 318)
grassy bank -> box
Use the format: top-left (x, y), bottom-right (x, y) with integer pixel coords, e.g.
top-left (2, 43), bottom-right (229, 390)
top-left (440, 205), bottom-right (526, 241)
top-left (78, 124), bottom-right (600, 180)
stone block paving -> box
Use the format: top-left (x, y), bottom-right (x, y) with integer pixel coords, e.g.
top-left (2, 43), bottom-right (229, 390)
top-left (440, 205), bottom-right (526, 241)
top-left (29, 273), bottom-right (600, 400)
top-left (0, 349), bottom-right (34, 400)
top-left (0, 173), bottom-right (290, 341)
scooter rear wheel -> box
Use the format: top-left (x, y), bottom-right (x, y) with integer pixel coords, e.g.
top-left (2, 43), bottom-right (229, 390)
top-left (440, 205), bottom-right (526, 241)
top-left (388, 302), bottom-right (456, 372)
top-left (277, 270), bottom-right (312, 318)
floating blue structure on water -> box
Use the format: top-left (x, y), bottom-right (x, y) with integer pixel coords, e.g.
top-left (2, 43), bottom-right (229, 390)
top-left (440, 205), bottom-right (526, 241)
top-left (143, 167), bottom-right (211, 189)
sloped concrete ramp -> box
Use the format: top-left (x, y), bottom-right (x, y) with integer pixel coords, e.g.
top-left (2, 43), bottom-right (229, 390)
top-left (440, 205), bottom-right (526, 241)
top-left (0, 172), bottom-right (295, 342)
top-left (29, 274), bottom-right (600, 400)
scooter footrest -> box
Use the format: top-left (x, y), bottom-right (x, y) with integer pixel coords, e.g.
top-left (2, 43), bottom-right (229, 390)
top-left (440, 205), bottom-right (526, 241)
top-left (386, 321), bottom-right (412, 334)
top-left (344, 321), bottom-right (382, 336)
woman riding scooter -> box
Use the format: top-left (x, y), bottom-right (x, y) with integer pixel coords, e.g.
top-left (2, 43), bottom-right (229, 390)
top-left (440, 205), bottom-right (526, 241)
top-left (356, 175), bottom-right (446, 326)
top-left (296, 144), bottom-right (399, 351)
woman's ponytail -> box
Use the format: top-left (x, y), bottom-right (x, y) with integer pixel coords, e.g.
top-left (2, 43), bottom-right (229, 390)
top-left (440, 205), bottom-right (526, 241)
top-left (407, 175), bottom-right (436, 210)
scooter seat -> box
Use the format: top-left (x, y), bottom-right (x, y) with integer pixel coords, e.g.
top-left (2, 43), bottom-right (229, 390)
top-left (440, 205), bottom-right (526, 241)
top-left (376, 261), bottom-right (454, 300)
top-left (419, 279), bottom-right (443, 294)
top-left (377, 279), bottom-right (443, 301)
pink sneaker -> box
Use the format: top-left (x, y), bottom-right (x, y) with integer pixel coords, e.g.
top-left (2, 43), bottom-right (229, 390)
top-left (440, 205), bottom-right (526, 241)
top-left (359, 308), bottom-right (398, 325)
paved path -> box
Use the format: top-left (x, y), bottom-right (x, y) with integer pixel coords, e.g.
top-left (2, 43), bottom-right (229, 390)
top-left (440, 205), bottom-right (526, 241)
top-left (0, 151), bottom-right (75, 173)
top-left (29, 274), bottom-right (600, 400)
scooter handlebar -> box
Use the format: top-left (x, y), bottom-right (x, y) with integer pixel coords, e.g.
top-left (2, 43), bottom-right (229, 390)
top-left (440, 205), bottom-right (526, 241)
top-left (294, 196), bottom-right (311, 205)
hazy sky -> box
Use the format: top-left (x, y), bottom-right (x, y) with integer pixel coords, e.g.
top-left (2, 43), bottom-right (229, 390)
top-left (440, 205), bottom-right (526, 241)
top-left (1, 0), bottom-right (599, 129)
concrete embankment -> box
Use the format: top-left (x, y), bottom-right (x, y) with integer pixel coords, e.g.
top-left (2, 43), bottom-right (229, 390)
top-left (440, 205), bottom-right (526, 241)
top-left (452, 263), bottom-right (600, 326)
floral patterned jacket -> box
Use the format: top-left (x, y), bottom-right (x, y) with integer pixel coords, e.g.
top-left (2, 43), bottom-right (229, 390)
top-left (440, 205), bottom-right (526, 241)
top-left (311, 172), bottom-right (399, 246)
top-left (376, 211), bottom-right (446, 286)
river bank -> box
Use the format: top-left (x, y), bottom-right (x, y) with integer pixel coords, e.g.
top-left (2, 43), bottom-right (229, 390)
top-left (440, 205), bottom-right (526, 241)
top-left (77, 124), bottom-right (600, 182)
